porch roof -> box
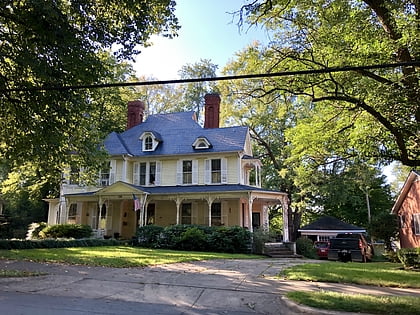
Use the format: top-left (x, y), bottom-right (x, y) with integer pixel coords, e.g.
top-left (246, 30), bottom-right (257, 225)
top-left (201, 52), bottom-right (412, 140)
top-left (64, 182), bottom-right (286, 198)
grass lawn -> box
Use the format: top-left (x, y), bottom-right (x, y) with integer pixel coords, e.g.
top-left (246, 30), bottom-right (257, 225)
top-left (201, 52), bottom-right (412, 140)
top-left (281, 261), bottom-right (420, 288)
top-left (287, 291), bottom-right (420, 315)
top-left (0, 246), bottom-right (260, 268)
top-left (283, 261), bottom-right (420, 314)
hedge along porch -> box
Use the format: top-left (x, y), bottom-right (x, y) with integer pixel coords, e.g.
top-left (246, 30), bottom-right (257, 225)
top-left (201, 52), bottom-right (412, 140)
top-left (58, 182), bottom-right (288, 240)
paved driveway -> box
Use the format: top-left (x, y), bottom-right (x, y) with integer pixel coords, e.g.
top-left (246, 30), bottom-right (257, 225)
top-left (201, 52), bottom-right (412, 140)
top-left (1, 258), bottom-right (419, 314)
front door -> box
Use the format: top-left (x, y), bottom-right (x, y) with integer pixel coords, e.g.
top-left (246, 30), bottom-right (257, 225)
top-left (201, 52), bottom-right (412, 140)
top-left (252, 212), bottom-right (261, 229)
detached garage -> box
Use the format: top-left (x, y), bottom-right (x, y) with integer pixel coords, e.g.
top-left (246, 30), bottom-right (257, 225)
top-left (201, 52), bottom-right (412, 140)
top-left (299, 216), bottom-right (366, 242)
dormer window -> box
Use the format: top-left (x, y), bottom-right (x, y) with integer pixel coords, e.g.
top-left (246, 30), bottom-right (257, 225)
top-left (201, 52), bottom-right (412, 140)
top-left (144, 136), bottom-right (153, 151)
top-left (192, 137), bottom-right (212, 150)
top-left (140, 131), bottom-right (161, 152)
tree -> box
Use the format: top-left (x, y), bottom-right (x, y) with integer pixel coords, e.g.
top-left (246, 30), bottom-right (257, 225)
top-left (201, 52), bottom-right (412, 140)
top-left (177, 59), bottom-right (219, 121)
top-left (220, 42), bottom-right (395, 240)
top-left (0, 0), bottom-right (179, 176)
top-left (237, 0), bottom-right (419, 167)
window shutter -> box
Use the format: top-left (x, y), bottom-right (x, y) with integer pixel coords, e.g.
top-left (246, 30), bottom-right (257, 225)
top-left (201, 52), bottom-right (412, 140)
top-left (133, 162), bottom-right (140, 185)
top-left (204, 159), bottom-right (211, 184)
top-left (176, 160), bottom-right (182, 185)
top-left (221, 158), bottom-right (228, 184)
top-left (192, 160), bottom-right (198, 184)
top-left (155, 161), bottom-right (161, 186)
top-left (109, 160), bottom-right (116, 184)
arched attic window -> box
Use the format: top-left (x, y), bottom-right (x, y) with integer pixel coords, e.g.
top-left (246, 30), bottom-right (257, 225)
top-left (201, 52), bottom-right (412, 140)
top-left (140, 131), bottom-right (161, 152)
top-left (192, 137), bottom-right (212, 150)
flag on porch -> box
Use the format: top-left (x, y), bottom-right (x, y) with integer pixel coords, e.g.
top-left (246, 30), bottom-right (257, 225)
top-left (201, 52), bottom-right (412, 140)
top-left (133, 194), bottom-right (141, 211)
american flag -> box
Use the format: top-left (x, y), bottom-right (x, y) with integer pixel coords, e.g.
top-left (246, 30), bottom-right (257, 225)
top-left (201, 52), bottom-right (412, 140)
top-left (133, 194), bottom-right (141, 211)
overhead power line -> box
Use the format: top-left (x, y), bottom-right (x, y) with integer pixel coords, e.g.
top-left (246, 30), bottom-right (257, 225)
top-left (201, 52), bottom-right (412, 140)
top-left (2, 61), bottom-right (419, 92)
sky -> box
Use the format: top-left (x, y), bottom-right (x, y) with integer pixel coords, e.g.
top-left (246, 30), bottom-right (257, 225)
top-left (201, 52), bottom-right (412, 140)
top-left (132, 0), bottom-right (270, 79)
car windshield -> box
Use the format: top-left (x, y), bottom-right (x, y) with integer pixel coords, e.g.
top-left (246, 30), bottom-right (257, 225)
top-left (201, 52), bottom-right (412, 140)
top-left (315, 242), bottom-right (329, 248)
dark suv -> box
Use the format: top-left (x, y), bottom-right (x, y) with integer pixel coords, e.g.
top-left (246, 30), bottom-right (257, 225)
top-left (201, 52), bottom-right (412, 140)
top-left (328, 233), bottom-right (374, 262)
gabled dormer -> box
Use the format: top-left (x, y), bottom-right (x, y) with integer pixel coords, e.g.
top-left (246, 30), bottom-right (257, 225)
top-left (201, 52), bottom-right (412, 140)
top-left (192, 136), bottom-right (212, 150)
top-left (140, 131), bottom-right (161, 152)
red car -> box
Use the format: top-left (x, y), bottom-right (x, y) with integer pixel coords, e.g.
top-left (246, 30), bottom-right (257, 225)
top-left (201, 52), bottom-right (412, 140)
top-left (314, 241), bottom-right (330, 259)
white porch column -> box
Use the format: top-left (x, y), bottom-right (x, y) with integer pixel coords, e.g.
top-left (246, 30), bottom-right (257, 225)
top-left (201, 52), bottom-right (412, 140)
top-left (175, 197), bottom-right (182, 225)
top-left (248, 194), bottom-right (254, 233)
top-left (205, 196), bottom-right (216, 227)
top-left (281, 196), bottom-right (290, 242)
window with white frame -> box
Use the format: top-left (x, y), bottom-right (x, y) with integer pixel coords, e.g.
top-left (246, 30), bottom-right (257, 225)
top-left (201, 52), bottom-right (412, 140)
top-left (183, 160), bottom-right (192, 184)
top-left (140, 132), bottom-right (160, 152)
top-left (69, 166), bottom-right (80, 185)
top-left (134, 161), bottom-right (161, 186)
top-left (144, 136), bottom-right (153, 151)
top-left (205, 158), bottom-right (227, 184)
top-left (68, 203), bottom-right (78, 224)
top-left (99, 162), bottom-right (110, 186)
top-left (211, 203), bottom-right (222, 226)
top-left (181, 203), bottom-right (192, 224)
top-left (413, 214), bottom-right (420, 235)
top-left (177, 160), bottom-right (198, 185)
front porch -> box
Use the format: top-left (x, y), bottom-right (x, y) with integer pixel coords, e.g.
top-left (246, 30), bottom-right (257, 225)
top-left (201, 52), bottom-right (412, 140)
top-left (47, 182), bottom-right (289, 240)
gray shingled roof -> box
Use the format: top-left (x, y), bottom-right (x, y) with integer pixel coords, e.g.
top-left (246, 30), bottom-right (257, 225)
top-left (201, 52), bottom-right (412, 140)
top-left (299, 216), bottom-right (364, 231)
top-left (104, 111), bottom-right (248, 156)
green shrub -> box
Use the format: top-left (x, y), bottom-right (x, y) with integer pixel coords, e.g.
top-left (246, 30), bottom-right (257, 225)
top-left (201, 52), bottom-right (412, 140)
top-left (40, 224), bottom-right (93, 239)
top-left (179, 227), bottom-right (207, 251)
top-left (136, 225), bottom-right (164, 247)
top-left (383, 250), bottom-right (400, 263)
top-left (134, 224), bottom-right (252, 254)
top-left (397, 248), bottom-right (420, 269)
top-left (26, 222), bottom-right (48, 240)
top-left (296, 237), bottom-right (317, 259)
top-left (0, 238), bottom-right (122, 250)
top-left (208, 226), bottom-right (252, 253)
top-left (251, 228), bottom-right (276, 254)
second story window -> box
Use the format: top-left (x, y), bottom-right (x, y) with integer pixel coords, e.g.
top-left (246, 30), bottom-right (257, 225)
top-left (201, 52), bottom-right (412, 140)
top-left (99, 162), bottom-right (110, 186)
top-left (69, 166), bottom-right (80, 185)
top-left (211, 159), bottom-right (221, 183)
top-left (134, 161), bottom-right (161, 186)
top-left (205, 158), bottom-right (227, 184)
top-left (183, 160), bottom-right (192, 184)
top-left (177, 160), bottom-right (198, 185)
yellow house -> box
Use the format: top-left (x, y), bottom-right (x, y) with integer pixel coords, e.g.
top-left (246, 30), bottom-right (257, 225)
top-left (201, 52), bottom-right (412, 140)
top-left (46, 94), bottom-right (288, 240)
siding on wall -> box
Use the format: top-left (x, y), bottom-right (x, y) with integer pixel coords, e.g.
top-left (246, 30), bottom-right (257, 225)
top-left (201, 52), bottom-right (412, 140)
top-left (122, 153), bottom-right (240, 187)
top-left (399, 181), bottom-right (420, 248)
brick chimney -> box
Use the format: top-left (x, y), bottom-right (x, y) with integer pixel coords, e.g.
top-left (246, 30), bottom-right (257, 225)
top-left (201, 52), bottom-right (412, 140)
top-left (204, 93), bottom-right (220, 129)
top-left (126, 100), bottom-right (145, 130)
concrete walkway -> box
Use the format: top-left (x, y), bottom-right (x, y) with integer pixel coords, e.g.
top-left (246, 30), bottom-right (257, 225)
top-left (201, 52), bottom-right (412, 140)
top-left (0, 258), bottom-right (419, 314)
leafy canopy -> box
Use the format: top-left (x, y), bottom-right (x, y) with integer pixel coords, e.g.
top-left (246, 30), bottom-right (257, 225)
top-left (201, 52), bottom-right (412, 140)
top-left (0, 0), bottom-right (179, 176)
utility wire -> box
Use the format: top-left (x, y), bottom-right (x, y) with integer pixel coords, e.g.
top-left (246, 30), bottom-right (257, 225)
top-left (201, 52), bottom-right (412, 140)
top-left (2, 61), bottom-right (419, 92)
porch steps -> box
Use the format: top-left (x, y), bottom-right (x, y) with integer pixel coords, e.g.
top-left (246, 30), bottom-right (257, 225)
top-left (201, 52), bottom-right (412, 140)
top-left (263, 242), bottom-right (302, 258)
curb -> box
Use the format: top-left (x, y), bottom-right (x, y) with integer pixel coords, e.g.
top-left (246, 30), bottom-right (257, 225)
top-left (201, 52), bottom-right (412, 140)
top-left (281, 296), bottom-right (372, 315)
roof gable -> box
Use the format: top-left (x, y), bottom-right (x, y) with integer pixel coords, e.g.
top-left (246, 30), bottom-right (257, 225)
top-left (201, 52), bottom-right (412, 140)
top-left (392, 170), bottom-right (420, 214)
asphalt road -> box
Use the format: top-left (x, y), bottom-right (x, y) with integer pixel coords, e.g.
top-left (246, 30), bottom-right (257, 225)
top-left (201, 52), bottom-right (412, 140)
top-left (1, 258), bottom-right (419, 315)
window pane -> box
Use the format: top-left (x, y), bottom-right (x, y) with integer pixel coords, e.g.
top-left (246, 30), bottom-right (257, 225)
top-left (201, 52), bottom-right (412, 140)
top-left (211, 159), bottom-right (221, 183)
top-left (211, 203), bottom-right (221, 226)
top-left (181, 203), bottom-right (192, 224)
top-left (183, 160), bottom-right (192, 184)
top-left (139, 163), bottom-right (146, 185)
top-left (149, 162), bottom-right (156, 185)
top-left (145, 136), bottom-right (153, 150)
